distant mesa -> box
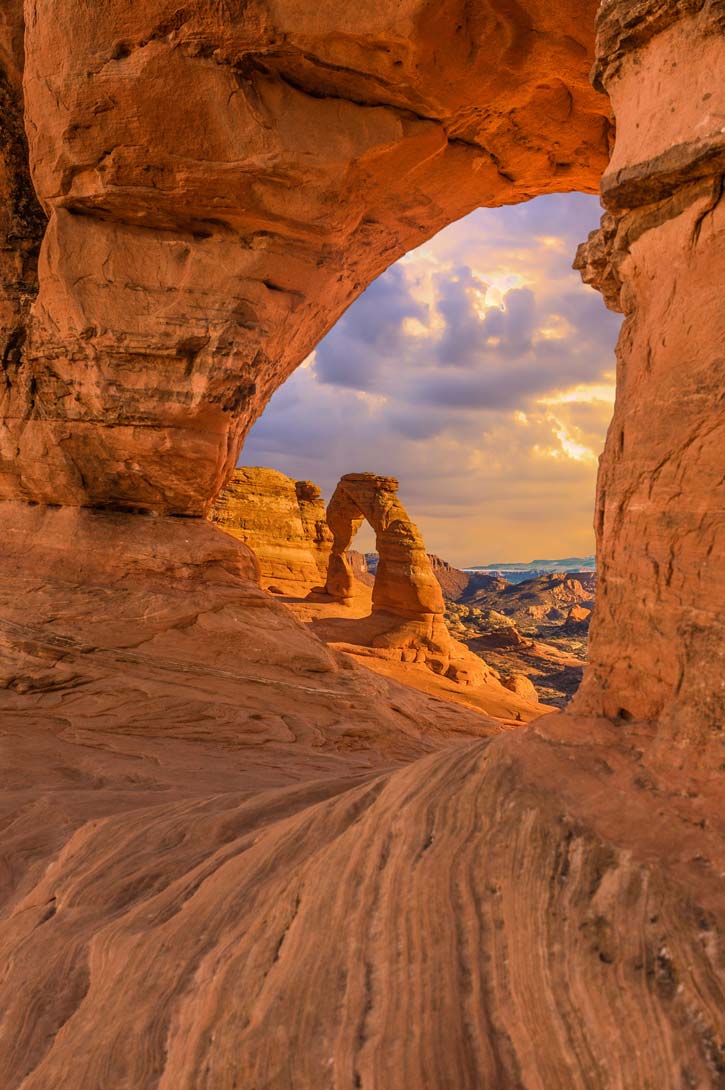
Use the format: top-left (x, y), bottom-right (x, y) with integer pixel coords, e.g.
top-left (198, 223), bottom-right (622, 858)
top-left (466, 555), bottom-right (596, 583)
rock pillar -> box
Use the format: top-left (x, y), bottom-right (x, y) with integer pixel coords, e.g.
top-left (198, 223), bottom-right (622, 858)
top-left (574, 0), bottom-right (725, 767)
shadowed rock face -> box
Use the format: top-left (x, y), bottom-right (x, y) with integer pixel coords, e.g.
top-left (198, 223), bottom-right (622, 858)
top-left (0, 2), bottom-right (724, 1087)
top-left (0, 0), bottom-right (45, 433)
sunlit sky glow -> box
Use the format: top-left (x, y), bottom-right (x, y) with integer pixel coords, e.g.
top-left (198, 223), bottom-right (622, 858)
top-left (243, 193), bottom-right (622, 566)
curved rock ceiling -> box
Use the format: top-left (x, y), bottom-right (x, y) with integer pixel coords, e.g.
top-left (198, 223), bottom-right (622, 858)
top-left (2, 0), bottom-right (608, 513)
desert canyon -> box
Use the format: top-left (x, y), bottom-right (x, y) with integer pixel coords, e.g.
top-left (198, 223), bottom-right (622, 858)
top-left (0, 1), bottom-right (724, 1088)
top-left (211, 465), bottom-right (580, 717)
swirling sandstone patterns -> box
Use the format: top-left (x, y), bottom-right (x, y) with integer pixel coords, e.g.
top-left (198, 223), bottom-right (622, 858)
top-left (1, 725), bottom-right (723, 1090)
top-left (0, 504), bottom-right (722, 1086)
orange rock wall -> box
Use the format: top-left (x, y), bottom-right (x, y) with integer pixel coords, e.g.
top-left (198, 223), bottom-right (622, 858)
top-left (0, 0), bottom-right (45, 474)
top-left (0, 0), bottom-right (720, 755)
top-left (0, 3), bottom-right (724, 1085)
top-left (573, 0), bottom-right (725, 766)
top-left (0, 0), bottom-right (607, 513)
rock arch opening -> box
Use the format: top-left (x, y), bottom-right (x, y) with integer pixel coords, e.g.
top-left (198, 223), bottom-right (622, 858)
top-left (233, 193), bottom-right (621, 709)
top-left (243, 193), bottom-right (621, 566)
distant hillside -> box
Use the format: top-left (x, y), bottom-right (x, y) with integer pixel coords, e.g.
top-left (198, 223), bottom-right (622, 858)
top-left (466, 556), bottom-right (595, 580)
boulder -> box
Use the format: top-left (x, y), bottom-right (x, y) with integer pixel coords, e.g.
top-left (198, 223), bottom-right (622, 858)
top-left (502, 673), bottom-right (539, 701)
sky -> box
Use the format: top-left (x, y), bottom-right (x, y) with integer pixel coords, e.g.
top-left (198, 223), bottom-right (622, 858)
top-left (241, 193), bottom-right (622, 567)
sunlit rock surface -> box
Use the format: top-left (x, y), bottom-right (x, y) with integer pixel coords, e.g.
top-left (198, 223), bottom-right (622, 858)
top-left (211, 466), bottom-right (331, 594)
top-left (573, 0), bottom-right (725, 764)
top-left (324, 472), bottom-right (489, 686)
top-left (0, 0), bottom-right (723, 1086)
top-left (0, 0), bottom-right (608, 513)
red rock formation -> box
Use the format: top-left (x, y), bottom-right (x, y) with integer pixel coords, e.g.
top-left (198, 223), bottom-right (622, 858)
top-left (210, 466), bottom-right (331, 594)
top-left (326, 474), bottom-right (444, 615)
top-left (573, 0), bottom-right (725, 765)
top-left (460, 572), bottom-right (595, 626)
top-left (501, 672), bottom-right (539, 700)
top-left (0, 1), bottom-right (723, 1087)
top-left (0, 0), bottom-right (45, 434)
top-left (347, 549), bottom-right (376, 588)
top-left (295, 478), bottom-right (334, 580)
top-left (568, 604), bottom-right (592, 623)
top-left (0, 0), bottom-right (607, 513)
top-left (427, 553), bottom-right (472, 600)
top-left (324, 473), bottom-right (488, 686)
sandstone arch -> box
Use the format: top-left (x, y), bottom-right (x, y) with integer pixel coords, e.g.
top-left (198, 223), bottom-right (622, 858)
top-left (322, 472), bottom-right (482, 679)
top-left (0, 0), bottom-right (608, 517)
top-left (325, 474), bottom-right (444, 617)
top-left (0, 2), bottom-right (724, 1087)
top-left (0, 0), bottom-right (718, 741)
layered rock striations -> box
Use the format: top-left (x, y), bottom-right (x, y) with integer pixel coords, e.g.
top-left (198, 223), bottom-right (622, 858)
top-left (573, 0), bottom-right (725, 763)
top-left (211, 466), bottom-right (332, 594)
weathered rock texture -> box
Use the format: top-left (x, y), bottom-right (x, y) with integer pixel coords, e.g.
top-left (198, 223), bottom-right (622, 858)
top-left (427, 553), bottom-right (473, 600)
top-left (467, 572), bottom-right (597, 624)
top-left (324, 473), bottom-right (486, 685)
top-left (347, 549), bottom-right (376, 588)
top-left (326, 475), bottom-right (444, 616)
top-left (0, 1), bottom-right (724, 1087)
top-left (1, 537), bottom-right (723, 1090)
top-left (0, 0), bottom-right (608, 513)
top-left (0, 0), bottom-right (45, 441)
top-left (211, 466), bottom-right (331, 593)
top-left (573, 0), bottom-right (725, 766)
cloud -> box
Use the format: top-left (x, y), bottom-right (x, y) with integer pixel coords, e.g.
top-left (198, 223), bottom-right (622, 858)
top-left (242, 193), bottom-right (622, 565)
top-left (314, 263), bottom-right (427, 391)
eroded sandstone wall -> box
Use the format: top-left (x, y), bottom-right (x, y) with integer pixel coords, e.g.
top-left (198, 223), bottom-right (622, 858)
top-left (0, 0), bottom-right (720, 754)
top-left (0, 0), bottom-right (607, 513)
top-left (211, 466), bottom-right (331, 593)
top-left (0, 4), bottom-right (724, 1086)
top-left (0, 0), bottom-right (45, 481)
top-left (573, 0), bottom-right (725, 766)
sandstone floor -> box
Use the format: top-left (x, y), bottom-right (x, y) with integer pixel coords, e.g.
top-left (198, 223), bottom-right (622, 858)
top-left (1, 507), bottom-right (722, 1089)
